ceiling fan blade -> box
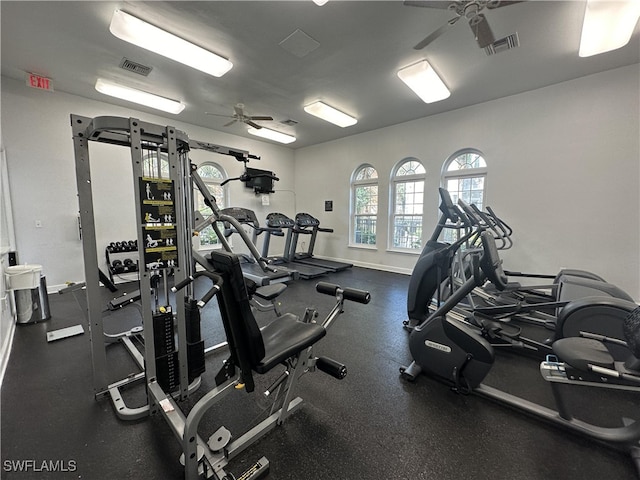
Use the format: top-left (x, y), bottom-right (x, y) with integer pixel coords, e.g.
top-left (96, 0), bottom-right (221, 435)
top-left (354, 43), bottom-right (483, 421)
top-left (224, 119), bottom-right (237, 127)
top-left (248, 116), bottom-right (274, 121)
top-left (403, 1), bottom-right (453, 9)
top-left (469, 14), bottom-right (495, 48)
top-left (413, 16), bottom-right (460, 50)
top-left (205, 112), bottom-right (233, 118)
top-left (245, 119), bottom-right (263, 129)
top-left (486, 1), bottom-right (524, 9)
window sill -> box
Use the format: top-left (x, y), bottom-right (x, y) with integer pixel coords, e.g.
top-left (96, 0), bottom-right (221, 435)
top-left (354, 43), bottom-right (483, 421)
top-left (386, 248), bottom-right (421, 256)
top-left (348, 244), bottom-right (377, 251)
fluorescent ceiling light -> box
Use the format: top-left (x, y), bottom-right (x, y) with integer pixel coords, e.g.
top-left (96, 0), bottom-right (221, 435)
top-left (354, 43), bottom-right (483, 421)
top-left (109, 9), bottom-right (233, 77)
top-left (95, 78), bottom-right (185, 114)
top-left (247, 127), bottom-right (296, 145)
top-left (304, 101), bottom-right (357, 127)
top-left (397, 60), bottom-right (450, 104)
top-left (579, 0), bottom-right (640, 57)
top-left (313, 0), bottom-right (330, 5)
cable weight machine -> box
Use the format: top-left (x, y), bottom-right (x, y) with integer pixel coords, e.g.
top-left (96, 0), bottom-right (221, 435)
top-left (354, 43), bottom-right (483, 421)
top-left (71, 115), bottom-right (371, 480)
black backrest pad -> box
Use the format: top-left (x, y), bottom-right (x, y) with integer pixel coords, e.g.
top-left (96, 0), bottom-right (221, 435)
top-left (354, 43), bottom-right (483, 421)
top-left (625, 306), bottom-right (640, 358)
top-left (208, 250), bottom-right (266, 370)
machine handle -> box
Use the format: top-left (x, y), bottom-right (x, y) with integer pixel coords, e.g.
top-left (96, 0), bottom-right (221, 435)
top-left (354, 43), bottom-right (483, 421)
top-left (316, 282), bottom-right (371, 304)
top-left (171, 275), bottom-right (195, 292)
top-left (171, 272), bottom-right (224, 308)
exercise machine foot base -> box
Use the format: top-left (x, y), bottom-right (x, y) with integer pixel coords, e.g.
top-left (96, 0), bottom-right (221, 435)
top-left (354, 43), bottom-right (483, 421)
top-left (399, 361), bottom-right (422, 382)
top-left (234, 456), bottom-right (269, 480)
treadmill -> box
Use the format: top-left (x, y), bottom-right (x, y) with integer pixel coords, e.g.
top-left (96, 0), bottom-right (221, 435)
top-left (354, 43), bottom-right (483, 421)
top-left (263, 212), bottom-right (329, 280)
top-left (218, 207), bottom-right (298, 285)
top-left (290, 213), bottom-right (353, 272)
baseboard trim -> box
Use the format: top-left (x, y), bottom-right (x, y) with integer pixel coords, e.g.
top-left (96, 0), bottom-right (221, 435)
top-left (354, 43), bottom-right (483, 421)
top-left (315, 256), bottom-right (412, 276)
top-left (0, 316), bottom-right (16, 388)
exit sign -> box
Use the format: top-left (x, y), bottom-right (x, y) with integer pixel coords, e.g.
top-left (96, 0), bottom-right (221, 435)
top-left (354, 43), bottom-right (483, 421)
top-left (26, 73), bottom-right (54, 92)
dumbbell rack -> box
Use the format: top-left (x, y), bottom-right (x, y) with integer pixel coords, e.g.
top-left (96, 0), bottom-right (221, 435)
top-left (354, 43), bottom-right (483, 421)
top-left (105, 240), bottom-right (139, 283)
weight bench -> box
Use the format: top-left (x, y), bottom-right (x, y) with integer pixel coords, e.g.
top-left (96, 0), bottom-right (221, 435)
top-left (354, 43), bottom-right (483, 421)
top-left (170, 249), bottom-right (367, 479)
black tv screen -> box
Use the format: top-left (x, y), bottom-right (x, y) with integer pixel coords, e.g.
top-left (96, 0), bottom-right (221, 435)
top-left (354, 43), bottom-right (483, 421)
top-left (245, 167), bottom-right (275, 194)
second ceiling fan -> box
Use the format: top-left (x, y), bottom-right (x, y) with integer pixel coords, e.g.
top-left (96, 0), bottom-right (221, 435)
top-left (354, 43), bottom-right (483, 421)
top-left (206, 103), bottom-right (274, 129)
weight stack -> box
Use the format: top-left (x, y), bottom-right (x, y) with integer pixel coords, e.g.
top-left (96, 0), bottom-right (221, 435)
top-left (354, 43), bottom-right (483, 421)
top-left (153, 311), bottom-right (179, 392)
top-left (185, 299), bottom-right (205, 381)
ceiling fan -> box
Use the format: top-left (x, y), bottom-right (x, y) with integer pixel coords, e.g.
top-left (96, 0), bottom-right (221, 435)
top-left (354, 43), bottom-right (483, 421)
top-left (205, 103), bottom-right (274, 129)
top-left (404, 1), bottom-right (522, 50)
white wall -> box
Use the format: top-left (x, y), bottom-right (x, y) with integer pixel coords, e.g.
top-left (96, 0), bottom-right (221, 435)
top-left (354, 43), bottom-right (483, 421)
top-left (0, 75), bottom-right (296, 291)
top-left (294, 64), bottom-right (640, 300)
top-left (2, 64), bottom-right (639, 301)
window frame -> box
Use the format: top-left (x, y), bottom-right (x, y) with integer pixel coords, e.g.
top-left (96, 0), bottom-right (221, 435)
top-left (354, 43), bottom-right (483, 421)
top-left (349, 164), bottom-right (379, 249)
top-left (389, 158), bottom-right (426, 254)
top-left (193, 161), bottom-right (228, 251)
top-left (441, 148), bottom-right (488, 209)
top-left (441, 148), bottom-right (488, 243)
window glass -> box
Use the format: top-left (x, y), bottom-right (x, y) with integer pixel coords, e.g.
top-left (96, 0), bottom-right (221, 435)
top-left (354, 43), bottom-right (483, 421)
top-left (391, 159), bottom-right (425, 250)
top-left (442, 149), bottom-right (487, 243)
top-left (194, 162), bottom-right (227, 247)
top-left (351, 165), bottom-right (378, 246)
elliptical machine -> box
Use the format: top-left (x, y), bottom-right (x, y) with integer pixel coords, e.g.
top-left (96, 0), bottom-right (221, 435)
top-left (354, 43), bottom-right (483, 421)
top-left (400, 231), bottom-right (640, 474)
top-left (404, 189), bottom-right (635, 360)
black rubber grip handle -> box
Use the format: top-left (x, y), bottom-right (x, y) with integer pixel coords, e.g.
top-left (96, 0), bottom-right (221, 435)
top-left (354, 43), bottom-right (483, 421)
top-left (171, 275), bottom-right (195, 292)
top-left (315, 282), bottom-right (371, 304)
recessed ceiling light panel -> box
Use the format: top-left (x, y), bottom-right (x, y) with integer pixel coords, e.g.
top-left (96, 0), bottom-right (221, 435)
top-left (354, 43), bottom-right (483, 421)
top-left (110, 9), bottom-right (233, 77)
top-left (397, 60), bottom-right (450, 104)
top-left (248, 127), bottom-right (296, 144)
top-left (304, 101), bottom-right (357, 127)
top-left (95, 78), bottom-right (185, 114)
top-left (579, 0), bottom-right (640, 57)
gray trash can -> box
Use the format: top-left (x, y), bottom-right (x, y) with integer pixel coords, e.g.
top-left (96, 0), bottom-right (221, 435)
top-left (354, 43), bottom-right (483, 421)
top-left (6, 265), bottom-right (51, 324)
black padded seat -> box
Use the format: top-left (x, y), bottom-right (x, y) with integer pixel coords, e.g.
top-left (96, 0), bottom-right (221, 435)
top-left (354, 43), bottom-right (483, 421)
top-left (552, 337), bottom-right (615, 371)
top-left (254, 283), bottom-right (287, 301)
top-left (255, 314), bottom-right (326, 374)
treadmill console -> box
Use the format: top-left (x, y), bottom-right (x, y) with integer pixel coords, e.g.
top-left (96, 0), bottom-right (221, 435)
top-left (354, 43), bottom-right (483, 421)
top-left (295, 213), bottom-right (319, 227)
top-left (266, 212), bottom-right (295, 228)
top-left (220, 207), bottom-right (259, 226)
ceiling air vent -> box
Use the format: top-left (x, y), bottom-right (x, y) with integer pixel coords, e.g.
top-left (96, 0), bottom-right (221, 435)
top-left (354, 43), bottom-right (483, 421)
top-left (484, 32), bottom-right (520, 56)
top-left (119, 58), bottom-right (153, 76)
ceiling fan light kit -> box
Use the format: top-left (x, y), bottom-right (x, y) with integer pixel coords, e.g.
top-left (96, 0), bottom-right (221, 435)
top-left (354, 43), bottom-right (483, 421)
top-left (109, 9), bottom-right (233, 77)
top-left (303, 101), bottom-right (357, 127)
top-left (247, 127), bottom-right (297, 145)
top-left (397, 60), bottom-right (451, 104)
top-left (579, 0), bottom-right (640, 57)
top-left (94, 78), bottom-right (185, 114)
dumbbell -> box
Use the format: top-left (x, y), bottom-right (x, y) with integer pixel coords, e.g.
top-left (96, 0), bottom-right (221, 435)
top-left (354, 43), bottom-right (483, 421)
top-left (123, 258), bottom-right (135, 272)
top-left (111, 259), bottom-right (124, 274)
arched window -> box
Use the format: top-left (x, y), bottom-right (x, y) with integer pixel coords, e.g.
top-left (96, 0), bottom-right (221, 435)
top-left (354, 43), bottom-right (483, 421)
top-left (350, 164), bottom-right (378, 246)
top-left (442, 149), bottom-right (487, 209)
top-left (390, 158), bottom-right (426, 251)
top-left (194, 162), bottom-right (227, 248)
